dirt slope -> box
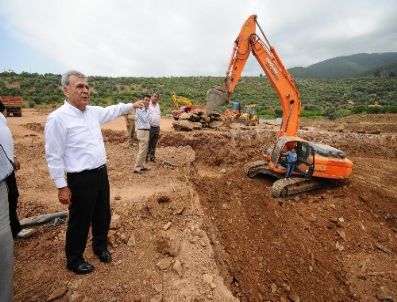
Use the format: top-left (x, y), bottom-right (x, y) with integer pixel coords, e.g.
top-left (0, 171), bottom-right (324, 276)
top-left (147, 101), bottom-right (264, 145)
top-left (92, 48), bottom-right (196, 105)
top-left (7, 110), bottom-right (397, 302)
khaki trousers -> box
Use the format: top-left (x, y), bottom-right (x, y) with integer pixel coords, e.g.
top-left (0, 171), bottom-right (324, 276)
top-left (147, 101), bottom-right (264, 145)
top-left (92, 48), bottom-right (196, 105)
top-left (125, 116), bottom-right (137, 146)
top-left (134, 130), bottom-right (150, 170)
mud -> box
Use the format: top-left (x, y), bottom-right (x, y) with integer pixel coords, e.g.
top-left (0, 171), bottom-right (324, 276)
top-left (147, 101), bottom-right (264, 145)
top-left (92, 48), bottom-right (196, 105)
top-left (7, 110), bottom-right (397, 301)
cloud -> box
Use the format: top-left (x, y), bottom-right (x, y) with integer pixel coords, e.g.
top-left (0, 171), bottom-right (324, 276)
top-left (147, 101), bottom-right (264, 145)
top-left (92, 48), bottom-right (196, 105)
top-left (1, 0), bottom-right (396, 76)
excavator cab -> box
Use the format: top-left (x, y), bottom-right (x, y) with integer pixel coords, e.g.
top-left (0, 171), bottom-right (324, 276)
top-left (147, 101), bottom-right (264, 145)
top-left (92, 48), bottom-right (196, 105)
top-left (270, 136), bottom-right (315, 179)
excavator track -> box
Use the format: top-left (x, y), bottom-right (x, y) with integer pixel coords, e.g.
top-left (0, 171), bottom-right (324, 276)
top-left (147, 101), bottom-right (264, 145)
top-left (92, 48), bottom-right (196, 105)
top-left (243, 160), bottom-right (269, 178)
top-left (271, 177), bottom-right (323, 198)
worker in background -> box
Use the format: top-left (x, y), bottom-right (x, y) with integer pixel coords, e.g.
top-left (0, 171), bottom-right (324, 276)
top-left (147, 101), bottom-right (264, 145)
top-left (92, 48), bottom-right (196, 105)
top-left (285, 148), bottom-right (297, 179)
top-left (147, 91), bottom-right (161, 162)
top-left (0, 101), bottom-right (34, 239)
top-left (124, 107), bottom-right (137, 147)
top-left (134, 94), bottom-right (151, 173)
top-left (44, 70), bottom-right (144, 274)
top-left (0, 102), bottom-right (15, 302)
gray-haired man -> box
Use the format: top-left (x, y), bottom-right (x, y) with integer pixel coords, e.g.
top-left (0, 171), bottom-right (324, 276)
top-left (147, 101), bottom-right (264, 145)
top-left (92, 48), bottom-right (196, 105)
top-left (45, 70), bottom-right (144, 274)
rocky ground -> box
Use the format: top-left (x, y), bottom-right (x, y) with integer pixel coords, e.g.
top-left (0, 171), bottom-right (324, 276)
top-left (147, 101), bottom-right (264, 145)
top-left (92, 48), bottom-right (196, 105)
top-left (7, 110), bottom-right (397, 302)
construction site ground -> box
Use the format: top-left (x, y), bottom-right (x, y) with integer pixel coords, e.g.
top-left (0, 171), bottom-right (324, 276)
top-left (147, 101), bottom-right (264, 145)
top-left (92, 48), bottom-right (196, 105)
top-left (8, 109), bottom-right (397, 302)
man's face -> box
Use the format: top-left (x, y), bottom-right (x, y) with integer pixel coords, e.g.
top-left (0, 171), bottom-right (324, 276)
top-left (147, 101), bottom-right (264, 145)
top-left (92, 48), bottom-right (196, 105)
top-left (151, 93), bottom-right (159, 105)
top-left (143, 96), bottom-right (150, 108)
top-left (63, 75), bottom-right (90, 111)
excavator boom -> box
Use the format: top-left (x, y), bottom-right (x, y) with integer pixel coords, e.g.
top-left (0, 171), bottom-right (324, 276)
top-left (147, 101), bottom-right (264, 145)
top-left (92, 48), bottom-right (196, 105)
top-left (207, 15), bottom-right (301, 137)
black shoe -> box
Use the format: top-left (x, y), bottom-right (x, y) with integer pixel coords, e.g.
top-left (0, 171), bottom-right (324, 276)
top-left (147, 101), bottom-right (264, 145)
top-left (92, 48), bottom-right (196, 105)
top-left (133, 169), bottom-right (144, 174)
top-left (95, 250), bottom-right (112, 263)
top-left (67, 262), bottom-right (95, 274)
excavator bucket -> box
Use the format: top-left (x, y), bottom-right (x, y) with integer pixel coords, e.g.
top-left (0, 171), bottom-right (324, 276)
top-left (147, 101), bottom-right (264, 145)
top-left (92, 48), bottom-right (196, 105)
top-left (205, 84), bottom-right (228, 113)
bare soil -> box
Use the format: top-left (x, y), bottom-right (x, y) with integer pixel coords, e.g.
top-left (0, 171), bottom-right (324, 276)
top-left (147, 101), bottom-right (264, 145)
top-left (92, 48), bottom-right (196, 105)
top-left (8, 109), bottom-right (397, 302)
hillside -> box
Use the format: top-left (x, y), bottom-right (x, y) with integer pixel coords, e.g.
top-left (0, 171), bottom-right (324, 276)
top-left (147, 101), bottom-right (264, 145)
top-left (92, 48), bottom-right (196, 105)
top-left (289, 52), bottom-right (397, 79)
top-left (0, 69), bottom-right (396, 118)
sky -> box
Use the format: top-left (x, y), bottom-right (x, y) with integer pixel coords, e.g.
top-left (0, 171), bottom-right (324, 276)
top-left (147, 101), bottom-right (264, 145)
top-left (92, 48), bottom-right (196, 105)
top-left (0, 0), bottom-right (396, 77)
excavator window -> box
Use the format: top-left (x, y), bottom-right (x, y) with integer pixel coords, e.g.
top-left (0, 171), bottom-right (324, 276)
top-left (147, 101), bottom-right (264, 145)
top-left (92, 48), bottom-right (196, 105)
top-left (271, 140), bottom-right (284, 164)
top-left (296, 142), bottom-right (307, 161)
top-left (294, 142), bottom-right (315, 177)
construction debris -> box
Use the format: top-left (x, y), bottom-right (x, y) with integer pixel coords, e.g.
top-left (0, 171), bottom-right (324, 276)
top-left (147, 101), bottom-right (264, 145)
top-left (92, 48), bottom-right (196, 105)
top-left (172, 108), bottom-right (223, 131)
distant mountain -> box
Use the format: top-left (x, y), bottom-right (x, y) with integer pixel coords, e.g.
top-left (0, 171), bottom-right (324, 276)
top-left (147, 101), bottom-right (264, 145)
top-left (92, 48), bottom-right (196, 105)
top-left (289, 52), bottom-right (397, 79)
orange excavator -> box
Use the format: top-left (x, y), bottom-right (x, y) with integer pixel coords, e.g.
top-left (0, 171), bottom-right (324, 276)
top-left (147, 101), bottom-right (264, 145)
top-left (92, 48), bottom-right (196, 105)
top-left (206, 15), bottom-right (353, 197)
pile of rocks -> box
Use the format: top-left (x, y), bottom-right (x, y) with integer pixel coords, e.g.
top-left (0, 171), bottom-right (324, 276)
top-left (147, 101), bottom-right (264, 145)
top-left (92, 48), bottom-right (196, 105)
top-left (172, 109), bottom-right (223, 131)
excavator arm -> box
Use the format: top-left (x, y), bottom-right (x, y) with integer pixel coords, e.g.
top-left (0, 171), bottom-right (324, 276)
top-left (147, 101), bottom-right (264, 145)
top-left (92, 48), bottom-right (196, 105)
top-left (208, 15), bottom-right (301, 137)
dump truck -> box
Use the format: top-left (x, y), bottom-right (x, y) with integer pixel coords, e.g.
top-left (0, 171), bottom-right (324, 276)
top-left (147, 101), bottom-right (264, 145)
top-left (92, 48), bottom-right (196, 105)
top-left (0, 96), bottom-right (23, 117)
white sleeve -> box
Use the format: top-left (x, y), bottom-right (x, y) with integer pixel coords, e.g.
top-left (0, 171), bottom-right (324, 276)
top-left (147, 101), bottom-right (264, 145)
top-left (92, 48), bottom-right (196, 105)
top-left (0, 145), bottom-right (14, 181)
top-left (95, 103), bottom-right (133, 124)
top-left (44, 115), bottom-right (67, 188)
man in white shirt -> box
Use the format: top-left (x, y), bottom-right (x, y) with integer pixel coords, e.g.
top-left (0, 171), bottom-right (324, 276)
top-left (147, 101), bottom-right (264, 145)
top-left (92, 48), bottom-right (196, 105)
top-left (44, 70), bottom-right (143, 274)
top-left (134, 95), bottom-right (151, 173)
top-left (147, 92), bottom-right (161, 162)
top-left (0, 104), bottom-right (15, 302)
top-left (0, 102), bottom-right (33, 240)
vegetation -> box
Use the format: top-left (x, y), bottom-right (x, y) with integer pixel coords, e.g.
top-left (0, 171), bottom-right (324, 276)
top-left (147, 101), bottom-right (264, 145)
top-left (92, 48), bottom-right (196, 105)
top-left (0, 71), bottom-right (396, 118)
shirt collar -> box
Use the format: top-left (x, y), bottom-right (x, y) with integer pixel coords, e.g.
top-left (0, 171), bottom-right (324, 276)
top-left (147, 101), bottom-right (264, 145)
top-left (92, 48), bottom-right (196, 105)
top-left (64, 99), bottom-right (88, 115)
top-left (149, 102), bottom-right (158, 108)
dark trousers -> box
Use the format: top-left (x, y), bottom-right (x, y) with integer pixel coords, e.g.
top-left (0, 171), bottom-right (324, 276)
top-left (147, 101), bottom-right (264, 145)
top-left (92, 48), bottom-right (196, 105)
top-left (285, 162), bottom-right (295, 178)
top-left (66, 166), bottom-right (110, 267)
top-left (148, 126), bottom-right (160, 159)
top-left (6, 171), bottom-right (22, 238)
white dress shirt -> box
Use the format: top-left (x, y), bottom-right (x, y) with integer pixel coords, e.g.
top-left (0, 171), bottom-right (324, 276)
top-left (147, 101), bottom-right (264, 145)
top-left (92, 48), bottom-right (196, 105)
top-left (45, 100), bottom-right (132, 188)
top-left (148, 102), bottom-right (161, 127)
top-left (0, 114), bottom-right (14, 160)
top-left (0, 114), bottom-right (14, 181)
top-left (135, 108), bottom-right (151, 130)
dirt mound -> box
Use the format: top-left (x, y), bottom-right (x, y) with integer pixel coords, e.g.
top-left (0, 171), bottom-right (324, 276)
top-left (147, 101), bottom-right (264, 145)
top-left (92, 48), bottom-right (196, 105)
top-left (102, 129), bottom-right (128, 144)
top-left (160, 130), bottom-right (273, 167)
top-left (301, 114), bottom-right (397, 134)
top-left (23, 122), bottom-right (44, 133)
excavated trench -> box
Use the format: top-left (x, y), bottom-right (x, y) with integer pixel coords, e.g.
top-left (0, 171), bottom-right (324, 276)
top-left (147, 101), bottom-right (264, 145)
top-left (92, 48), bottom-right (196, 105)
top-left (160, 130), bottom-right (352, 301)
top-left (159, 128), bottom-right (397, 302)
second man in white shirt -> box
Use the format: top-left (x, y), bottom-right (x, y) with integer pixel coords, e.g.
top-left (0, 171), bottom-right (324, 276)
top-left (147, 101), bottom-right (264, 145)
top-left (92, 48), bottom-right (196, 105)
top-left (147, 92), bottom-right (161, 162)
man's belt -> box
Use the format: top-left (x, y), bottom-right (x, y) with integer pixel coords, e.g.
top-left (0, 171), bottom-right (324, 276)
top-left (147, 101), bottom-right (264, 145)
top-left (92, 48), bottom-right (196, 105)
top-left (68, 164), bottom-right (106, 175)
